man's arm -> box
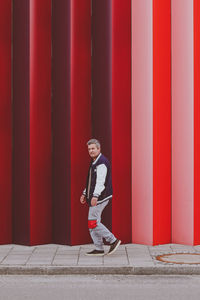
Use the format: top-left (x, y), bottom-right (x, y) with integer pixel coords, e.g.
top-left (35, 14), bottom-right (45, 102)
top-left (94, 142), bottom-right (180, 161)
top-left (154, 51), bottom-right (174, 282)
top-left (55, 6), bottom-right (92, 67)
top-left (93, 164), bottom-right (107, 198)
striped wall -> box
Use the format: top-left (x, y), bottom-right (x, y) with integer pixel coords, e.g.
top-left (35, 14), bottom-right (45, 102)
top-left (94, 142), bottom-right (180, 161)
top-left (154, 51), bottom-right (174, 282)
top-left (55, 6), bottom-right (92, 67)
top-left (0, 0), bottom-right (199, 245)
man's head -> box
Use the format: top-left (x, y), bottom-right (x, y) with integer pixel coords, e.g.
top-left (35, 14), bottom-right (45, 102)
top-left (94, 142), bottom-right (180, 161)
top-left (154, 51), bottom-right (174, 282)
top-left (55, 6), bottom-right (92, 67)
top-left (87, 139), bottom-right (101, 160)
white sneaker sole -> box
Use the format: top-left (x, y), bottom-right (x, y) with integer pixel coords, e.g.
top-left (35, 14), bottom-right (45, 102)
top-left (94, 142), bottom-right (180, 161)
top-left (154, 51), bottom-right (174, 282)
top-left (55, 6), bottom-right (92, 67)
top-left (85, 253), bottom-right (105, 257)
top-left (107, 240), bottom-right (121, 256)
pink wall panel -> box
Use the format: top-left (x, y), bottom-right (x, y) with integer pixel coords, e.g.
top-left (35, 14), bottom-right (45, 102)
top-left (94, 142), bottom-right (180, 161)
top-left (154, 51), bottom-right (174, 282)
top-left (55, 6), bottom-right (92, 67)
top-left (0, 0), bottom-right (12, 244)
top-left (172, 0), bottom-right (194, 244)
top-left (194, 0), bottom-right (200, 245)
top-left (132, 0), bottom-right (153, 244)
top-left (111, 0), bottom-right (132, 243)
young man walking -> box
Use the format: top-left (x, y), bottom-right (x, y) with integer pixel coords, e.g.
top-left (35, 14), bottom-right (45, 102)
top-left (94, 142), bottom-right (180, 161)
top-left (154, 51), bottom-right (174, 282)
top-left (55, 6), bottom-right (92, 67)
top-left (80, 139), bottom-right (121, 256)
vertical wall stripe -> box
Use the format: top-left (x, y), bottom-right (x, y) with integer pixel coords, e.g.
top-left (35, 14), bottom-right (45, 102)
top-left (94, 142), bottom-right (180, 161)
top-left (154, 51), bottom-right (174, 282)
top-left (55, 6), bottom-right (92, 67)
top-left (194, 0), bottom-right (200, 245)
top-left (132, 0), bottom-right (153, 244)
top-left (30, 0), bottom-right (52, 244)
top-left (52, 0), bottom-right (71, 244)
top-left (92, 0), bottom-right (112, 233)
top-left (172, 0), bottom-right (194, 244)
top-left (13, 0), bottom-right (30, 244)
top-left (153, 0), bottom-right (171, 244)
top-left (112, 0), bottom-right (132, 243)
top-left (70, 0), bottom-right (91, 245)
top-left (0, 0), bottom-right (12, 244)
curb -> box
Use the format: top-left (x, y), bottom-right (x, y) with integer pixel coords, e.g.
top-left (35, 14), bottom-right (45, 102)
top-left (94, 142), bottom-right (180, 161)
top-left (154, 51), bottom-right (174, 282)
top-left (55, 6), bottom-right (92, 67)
top-left (1, 266), bottom-right (200, 275)
top-left (133, 266), bottom-right (200, 275)
top-left (0, 266), bottom-right (133, 275)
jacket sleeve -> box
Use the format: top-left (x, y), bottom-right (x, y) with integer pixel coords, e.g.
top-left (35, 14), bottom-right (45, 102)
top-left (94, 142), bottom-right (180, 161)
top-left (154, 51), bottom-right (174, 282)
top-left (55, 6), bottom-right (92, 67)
top-left (93, 164), bottom-right (107, 198)
top-left (82, 188), bottom-right (86, 196)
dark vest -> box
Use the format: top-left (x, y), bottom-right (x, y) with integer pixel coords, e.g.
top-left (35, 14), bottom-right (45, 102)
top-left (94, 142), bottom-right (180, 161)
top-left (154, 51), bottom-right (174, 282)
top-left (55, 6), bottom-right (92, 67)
top-left (86, 154), bottom-right (113, 206)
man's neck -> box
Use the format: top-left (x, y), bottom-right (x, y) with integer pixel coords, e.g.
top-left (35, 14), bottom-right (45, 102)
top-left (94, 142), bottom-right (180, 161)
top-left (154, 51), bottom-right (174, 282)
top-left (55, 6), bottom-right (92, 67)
top-left (93, 156), bottom-right (98, 161)
top-left (92, 152), bottom-right (101, 162)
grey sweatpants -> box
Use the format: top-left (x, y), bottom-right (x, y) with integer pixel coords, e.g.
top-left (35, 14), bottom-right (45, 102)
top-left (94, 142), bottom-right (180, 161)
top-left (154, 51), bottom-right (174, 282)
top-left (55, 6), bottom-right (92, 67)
top-left (88, 200), bottom-right (116, 251)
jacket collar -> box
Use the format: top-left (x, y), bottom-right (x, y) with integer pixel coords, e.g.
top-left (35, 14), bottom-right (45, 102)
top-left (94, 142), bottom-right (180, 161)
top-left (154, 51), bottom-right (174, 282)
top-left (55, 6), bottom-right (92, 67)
top-left (92, 153), bottom-right (102, 165)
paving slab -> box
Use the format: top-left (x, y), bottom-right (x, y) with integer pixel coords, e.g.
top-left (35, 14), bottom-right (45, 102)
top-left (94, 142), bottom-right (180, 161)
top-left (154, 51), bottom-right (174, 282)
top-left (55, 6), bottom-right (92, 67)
top-left (78, 247), bottom-right (103, 266)
top-left (52, 257), bottom-right (78, 266)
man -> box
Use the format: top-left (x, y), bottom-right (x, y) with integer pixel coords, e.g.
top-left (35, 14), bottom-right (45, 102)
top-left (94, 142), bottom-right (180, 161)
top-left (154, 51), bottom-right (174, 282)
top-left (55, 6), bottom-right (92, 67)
top-left (80, 139), bottom-right (121, 256)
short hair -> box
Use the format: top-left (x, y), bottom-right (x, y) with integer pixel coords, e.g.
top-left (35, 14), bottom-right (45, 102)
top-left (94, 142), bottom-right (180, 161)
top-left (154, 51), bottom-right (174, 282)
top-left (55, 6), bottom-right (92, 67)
top-left (87, 139), bottom-right (101, 149)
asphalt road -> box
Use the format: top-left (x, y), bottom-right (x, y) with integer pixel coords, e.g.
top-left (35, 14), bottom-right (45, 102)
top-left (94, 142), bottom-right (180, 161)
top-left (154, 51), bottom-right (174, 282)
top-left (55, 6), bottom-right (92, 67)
top-left (0, 275), bottom-right (200, 300)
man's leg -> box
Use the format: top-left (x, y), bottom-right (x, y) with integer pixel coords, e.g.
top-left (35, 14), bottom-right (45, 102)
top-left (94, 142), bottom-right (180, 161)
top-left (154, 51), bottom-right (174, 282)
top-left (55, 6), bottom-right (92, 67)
top-left (88, 200), bottom-right (116, 251)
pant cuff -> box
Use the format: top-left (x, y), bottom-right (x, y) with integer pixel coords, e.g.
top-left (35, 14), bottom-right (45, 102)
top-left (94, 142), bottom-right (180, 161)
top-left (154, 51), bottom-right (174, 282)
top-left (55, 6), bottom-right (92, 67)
top-left (95, 247), bottom-right (104, 251)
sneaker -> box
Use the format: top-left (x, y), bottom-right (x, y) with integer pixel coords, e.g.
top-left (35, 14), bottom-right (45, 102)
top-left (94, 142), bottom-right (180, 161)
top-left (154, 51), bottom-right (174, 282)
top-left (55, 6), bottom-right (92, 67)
top-left (107, 239), bottom-right (121, 256)
top-left (85, 249), bottom-right (105, 256)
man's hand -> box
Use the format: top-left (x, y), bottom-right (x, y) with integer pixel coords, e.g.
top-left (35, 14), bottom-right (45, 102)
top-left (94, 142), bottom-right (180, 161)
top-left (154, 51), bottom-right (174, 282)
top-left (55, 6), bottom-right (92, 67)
top-left (91, 197), bottom-right (98, 207)
top-left (80, 195), bottom-right (86, 204)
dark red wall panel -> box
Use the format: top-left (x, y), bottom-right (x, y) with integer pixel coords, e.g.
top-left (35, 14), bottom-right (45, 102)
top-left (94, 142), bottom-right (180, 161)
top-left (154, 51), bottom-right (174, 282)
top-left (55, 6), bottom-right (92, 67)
top-left (153, 0), bottom-right (171, 244)
top-left (92, 0), bottom-right (112, 233)
top-left (13, 0), bottom-right (30, 244)
top-left (92, 0), bottom-right (112, 159)
top-left (111, 0), bottom-right (132, 243)
top-left (52, 0), bottom-right (71, 244)
top-left (0, 0), bottom-right (12, 244)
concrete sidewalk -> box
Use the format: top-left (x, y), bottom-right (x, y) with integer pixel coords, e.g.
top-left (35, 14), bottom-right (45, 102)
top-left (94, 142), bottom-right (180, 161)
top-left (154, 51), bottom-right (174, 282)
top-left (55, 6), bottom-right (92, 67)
top-left (1, 243), bottom-right (200, 275)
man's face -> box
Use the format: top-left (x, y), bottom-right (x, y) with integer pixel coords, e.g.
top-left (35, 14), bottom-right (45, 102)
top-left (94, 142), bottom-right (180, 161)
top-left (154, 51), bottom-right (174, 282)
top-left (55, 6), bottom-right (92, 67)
top-left (88, 144), bottom-right (100, 160)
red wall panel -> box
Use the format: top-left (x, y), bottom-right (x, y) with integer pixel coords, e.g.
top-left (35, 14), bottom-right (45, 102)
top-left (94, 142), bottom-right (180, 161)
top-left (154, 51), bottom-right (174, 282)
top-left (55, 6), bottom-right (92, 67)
top-left (13, 0), bottom-right (52, 245)
top-left (111, 0), bottom-right (132, 243)
top-left (0, 0), bottom-right (12, 244)
top-left (52, 0), bottom-right (71, 244)
top-left (153, 0), bottom-right (171, 244)
top-left (70, 0), bottom-right (92, 245)
top-left (30, 0), bottom-right (52, 244)
top-left (13, 0), bottom-right (30, 244)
